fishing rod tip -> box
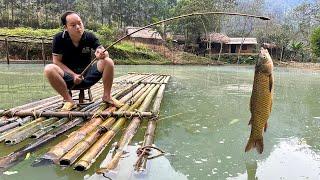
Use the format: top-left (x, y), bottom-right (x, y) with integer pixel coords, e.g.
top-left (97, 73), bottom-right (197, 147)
top-left (259, 16), bottom-right (271, 20)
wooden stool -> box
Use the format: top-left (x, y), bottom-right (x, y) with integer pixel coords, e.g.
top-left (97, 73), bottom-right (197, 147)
top-left (69, 87), bottom-right (93, 104)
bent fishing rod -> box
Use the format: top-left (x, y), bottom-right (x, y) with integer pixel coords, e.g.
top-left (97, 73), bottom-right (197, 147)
top-left (76, 11), bottom-right (270, 85)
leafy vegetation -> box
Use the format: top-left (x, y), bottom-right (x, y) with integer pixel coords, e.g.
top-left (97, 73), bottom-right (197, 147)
top-left (310, 27), bottom-right (320, 58)
top-left (0, 27), bottom-right (60, 37)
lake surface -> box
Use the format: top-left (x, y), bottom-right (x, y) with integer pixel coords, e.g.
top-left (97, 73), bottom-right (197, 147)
top-left (0, 64), bottom-right (319, 180)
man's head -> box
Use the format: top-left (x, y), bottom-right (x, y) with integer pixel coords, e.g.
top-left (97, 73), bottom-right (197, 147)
top-left (61, 11), bottom-right (84, 38)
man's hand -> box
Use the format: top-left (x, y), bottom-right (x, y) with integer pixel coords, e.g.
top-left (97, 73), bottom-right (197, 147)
top-left (95, 46), bottom-right (109, 59)
top-left (73, 74), bottom-right (84, 85)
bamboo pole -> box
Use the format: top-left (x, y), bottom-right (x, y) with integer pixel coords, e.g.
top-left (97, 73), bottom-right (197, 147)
top-left (5, 117), bottom-right (58, 145)
top-left (96, 78), bottom-right (162, 174)
top-left (74, 80), bottom-right (160, 171)
top-left (41, 109), bottom-right (110, 164)
top-left (39, 76), bottom-right (148, 164)
top-left (134, 76), bottom-right (170, 172)
top-left (59, 82), bottom-right (153, 166)
top-left (0, 110), bottom-right (4, 118)
top-left (0, 117), bottom-right (30, 134)
top-left (0, 119), bottom-right (10, 127)
top-left (0, 101), bottom-right (100, 172)
top-left (117, 84), bottom-right (145, 104)
top-left (112, 74), bottom-right (154, 100)
top-left (128, 72), bottom-right (170, 76)
top-left (59, 115), bottom-right (117, 166)
top-left (1, 95), bottom-right (59, 117)
top-left (0, 117), bottom-right (44, 142)
top-left (4, 110), bottom-right (154, 119)
top-left (31, 117), bottom-right (69, 139)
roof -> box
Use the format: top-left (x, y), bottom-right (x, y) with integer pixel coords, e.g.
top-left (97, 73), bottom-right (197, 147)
top-left (205, 33), bottom-right (230, 43)
top-left (262, 42), bottom-right (278, 49)
top-left (226, 38), bottom-right (257, 45)
top-left (172, 35), bottom-right (186, 41)
top-left (125, 27), bottom-right (163, 40)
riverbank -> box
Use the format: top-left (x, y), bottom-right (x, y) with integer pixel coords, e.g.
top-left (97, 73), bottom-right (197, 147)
top-left (2, 57), bottom-right (320, 70)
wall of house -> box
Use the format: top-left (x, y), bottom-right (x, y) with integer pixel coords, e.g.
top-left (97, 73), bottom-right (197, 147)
top-left (130, 37), bottom-right (163, 45)
top-left (210, 43), bottom-right (229, 54)
top-left (209, 43), bottom-right (256, 54)
top-left (235, 44), bottom-right (256, 53)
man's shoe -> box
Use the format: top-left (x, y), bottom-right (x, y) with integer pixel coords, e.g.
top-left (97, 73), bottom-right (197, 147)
top-left (60, 102), bottom-right (77, 111)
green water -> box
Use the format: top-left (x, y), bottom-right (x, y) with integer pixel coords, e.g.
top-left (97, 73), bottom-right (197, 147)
top-left (0, 64), bottom-right (319, 180)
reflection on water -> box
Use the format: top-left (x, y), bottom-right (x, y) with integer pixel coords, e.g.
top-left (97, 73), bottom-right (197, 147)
top-left (86, 145), bottom-right (187, 180)
top-left (244, 160), bottom-right (257, 180)
top-left (0, 65), bottom-right (319, 180)
top-left (230, 138), bottom-right (320, 180)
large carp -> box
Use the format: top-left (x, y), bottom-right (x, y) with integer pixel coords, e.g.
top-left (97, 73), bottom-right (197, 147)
top-left (245, 47), bottom-right (274, 154)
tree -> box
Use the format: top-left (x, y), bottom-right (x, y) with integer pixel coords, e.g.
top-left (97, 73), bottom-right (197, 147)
top-left (289, 41), bottom-right (304, 61)
top-left (310, 26), bottom-right (320, 57)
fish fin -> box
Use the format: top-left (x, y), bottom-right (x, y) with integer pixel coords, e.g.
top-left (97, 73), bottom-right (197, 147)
top-left (269, 74), bottom-right (274, 114)
top-left (255, 139), bottom-right (264, 154)
top-left (264, 122), bottom-right (268, 132)
top-left (245, 137), bottom-right (264, 154)
top-left (245, 138), bottom-right (254, 152)
top-left (250, 96), bottom-right (253, 113)
top-left (248, 117), bottom-right (253, 125)
top-left (269, 74), bottom-right (273, 93)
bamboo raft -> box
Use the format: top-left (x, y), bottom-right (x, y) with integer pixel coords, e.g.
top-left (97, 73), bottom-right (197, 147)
top-left (0, 72), bottom-right (170, 174)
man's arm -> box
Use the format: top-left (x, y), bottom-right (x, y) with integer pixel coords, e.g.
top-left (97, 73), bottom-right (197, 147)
top-left (52, 54), bottom-right (76, 75)
top-left (53, 54), bottom-right (83, 84)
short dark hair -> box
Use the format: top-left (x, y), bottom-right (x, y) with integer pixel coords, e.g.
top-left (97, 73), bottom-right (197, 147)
top-left (61, 11), bottom-right (78, 26)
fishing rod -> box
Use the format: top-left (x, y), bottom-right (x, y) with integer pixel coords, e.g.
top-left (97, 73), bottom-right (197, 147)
top-left (75, 11), bottom-right (270, 86)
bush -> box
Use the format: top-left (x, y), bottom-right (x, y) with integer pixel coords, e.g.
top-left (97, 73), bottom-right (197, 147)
top-left (0, 27), bottom-right (60, 37)
top-left (208, 54), bottom-right (257, 64)
top-left (310, 27), bottom-right (320, 57)
top-left (96, 25), bottom-right (122, 46)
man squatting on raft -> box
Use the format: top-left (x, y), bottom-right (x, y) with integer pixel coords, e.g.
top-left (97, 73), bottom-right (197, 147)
top-left (44, 11), bottom-right (118, 111)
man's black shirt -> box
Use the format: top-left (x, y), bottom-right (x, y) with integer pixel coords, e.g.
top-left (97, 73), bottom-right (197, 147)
top-left (52, 31), bottom-right (101, 74)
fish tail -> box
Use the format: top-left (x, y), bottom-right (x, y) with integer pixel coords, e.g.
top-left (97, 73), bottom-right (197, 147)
top-left (245, 136), bottom-right (264, 154)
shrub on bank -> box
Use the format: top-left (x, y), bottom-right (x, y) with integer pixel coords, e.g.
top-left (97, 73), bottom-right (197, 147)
top-left (0, 27), bottom-right (60, 37)
top-left (206, 54), bottom-right (257, 64)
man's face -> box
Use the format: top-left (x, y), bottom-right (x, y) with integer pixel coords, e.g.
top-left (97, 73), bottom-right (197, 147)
top-left (65, 13), bottom-right (84, 38)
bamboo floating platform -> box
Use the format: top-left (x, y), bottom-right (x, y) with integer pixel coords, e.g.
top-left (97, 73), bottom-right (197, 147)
top-left (0, 72), bottom-right (170, 175)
